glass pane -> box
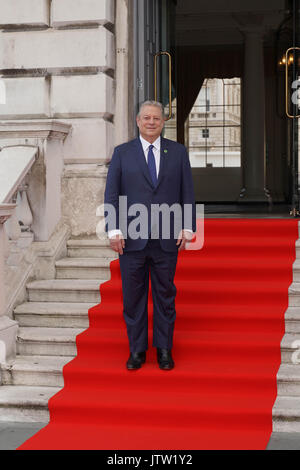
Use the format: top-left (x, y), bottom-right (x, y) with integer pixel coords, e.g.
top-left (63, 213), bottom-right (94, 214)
top-left (286, 49), bottom-right (300, 118)
top-left (223, 79), bottom-right (241, 108)
top-left (224, 126), bottom-right (241, 147)
top-left (224, 147), bottom-right (241, 167)
top-left (187, 77), bottom-right (241, 168)
top-left (158, 0), bottom-right (177, 140)
top-left (223, 78), bottom-right (241, 86)
top-left (189, 151), bottom-right (207, 168)
top-left (206, 148), bottom-right (224, 168)
top-left (224, 105), bottom-right (241, 124)
top-left (197, 105), bottom-right (224, 126)
top-left (156, 53), bottom-right (170, 110)
top-left (163, 97), bottom-right (177, 141)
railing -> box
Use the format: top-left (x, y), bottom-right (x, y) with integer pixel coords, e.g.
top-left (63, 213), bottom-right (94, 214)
top-left (0, 145), bottom-right (38, 363)
top-left (0, 145), bottom-right (38, 269)
top-left (0, 120), bottom-right (71, 365)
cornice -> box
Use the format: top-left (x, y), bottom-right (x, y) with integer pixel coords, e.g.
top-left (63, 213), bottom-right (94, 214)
top-left (0, 119), bottom-right (72, 141)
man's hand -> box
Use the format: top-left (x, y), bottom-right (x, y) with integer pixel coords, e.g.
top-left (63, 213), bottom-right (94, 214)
top-left (176, 229), bottom-right (194, 251)
top-left (109, 234), bottom-right (125, 255)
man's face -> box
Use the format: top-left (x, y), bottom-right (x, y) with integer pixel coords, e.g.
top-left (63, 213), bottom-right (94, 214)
top-left (136, 105), bottom-right (165, 142)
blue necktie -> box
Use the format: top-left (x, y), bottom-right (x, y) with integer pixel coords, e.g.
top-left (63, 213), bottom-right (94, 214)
top-left (147, 144), bottom-right (157, 186)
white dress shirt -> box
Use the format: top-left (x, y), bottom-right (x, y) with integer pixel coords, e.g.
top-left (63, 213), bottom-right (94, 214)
top-left (108, 135), bottom-right (194, 240)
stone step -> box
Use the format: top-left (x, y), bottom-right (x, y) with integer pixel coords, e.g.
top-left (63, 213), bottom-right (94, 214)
top-left (277, 364), bottom-right (300, 396)
top-left (280, 333), bottom-right (300, 364)
top-left (26, 279), bottom-right (104, 303)
top-left (293, 259), bottom-right (300, 282)
top-left (55, 257), bottom-right (112, 279)
top-left (16, 327), bottom-right (84, 356)
top-left (1, 355), bottom-right (73, 387)
top-left (288, 282), bottom-right (300, 306)
top-left (0, 386), bottom-right (61, 423)
top-left (285, 307), bottom-right (300, 333)
top-left (273, 396), bottom-right (300, 432)
top-left (67, 238), bottom-right (118, 259)
top-left (14, 302), bottom-right (94, 328)
top-left (294, 238), bottom-right (300, 257)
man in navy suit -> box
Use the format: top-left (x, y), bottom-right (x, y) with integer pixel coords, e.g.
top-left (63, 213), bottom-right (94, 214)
top-left (104, 101), bottom-right (196, 370)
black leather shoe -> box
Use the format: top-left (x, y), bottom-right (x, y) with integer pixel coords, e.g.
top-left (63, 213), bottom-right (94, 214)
top-left (126, 351), bottom-right (146, 370)
top-left (157, 348), bottom-right (174, 370)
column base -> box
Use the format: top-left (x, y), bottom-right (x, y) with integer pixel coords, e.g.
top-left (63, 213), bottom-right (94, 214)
top-left (237, 187), bottom-right (272, 203)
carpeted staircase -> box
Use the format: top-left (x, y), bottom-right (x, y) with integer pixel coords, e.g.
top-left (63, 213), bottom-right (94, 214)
top-left (13, 218), bottom-right (300, 450)
top-left (0, 238), bottom-right (116, 421)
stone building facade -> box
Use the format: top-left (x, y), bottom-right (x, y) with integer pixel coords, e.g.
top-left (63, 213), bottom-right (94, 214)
top-left (0, 0), bottom-right (121, 374)
top-left (0, 0), bottom-right (129, 239)
top-left (0, 0), bottom-right (299, 437)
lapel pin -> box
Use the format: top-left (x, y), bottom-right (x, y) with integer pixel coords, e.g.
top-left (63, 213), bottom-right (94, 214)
top-left (164, 149), bottom-right (168, 154)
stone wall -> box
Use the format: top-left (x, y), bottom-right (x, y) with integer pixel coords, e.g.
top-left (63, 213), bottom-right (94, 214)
top-left (0, 0), bottom-right (117, 237)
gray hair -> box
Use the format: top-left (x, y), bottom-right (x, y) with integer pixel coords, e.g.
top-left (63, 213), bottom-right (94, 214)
top-left (137, 100), bottom-right (164, 118)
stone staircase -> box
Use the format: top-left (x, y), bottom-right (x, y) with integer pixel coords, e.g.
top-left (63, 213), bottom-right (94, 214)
top-left (0, 237), bottom-right (116, 422)
top-left (273, 236), bottom-right (300, 432)
top-left (1, 230), bottom-right (300, 434)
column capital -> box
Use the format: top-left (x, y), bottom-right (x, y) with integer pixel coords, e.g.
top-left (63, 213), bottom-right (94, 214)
top-left (232, 13), bottom-right (266, 37)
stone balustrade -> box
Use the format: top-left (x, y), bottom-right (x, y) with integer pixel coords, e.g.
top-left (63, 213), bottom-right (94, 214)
top-left (0, 121), bottom-right (71, 366)
top-left (0, 204), bottom-right (18, 364)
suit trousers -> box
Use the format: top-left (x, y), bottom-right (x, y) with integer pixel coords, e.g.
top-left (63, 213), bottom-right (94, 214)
top-left (118, 238), bottom-right (178, 353)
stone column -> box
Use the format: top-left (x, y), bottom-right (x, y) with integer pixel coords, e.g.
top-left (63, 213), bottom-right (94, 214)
top-left (0, 204), bottom-right (18, 364)
top-left (115, 0), bottom-right (130, 145)
top-left (238, 26), bottom-right (271, 202)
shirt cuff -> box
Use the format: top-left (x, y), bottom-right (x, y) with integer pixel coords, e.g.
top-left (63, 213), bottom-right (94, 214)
top-left (182, 229), bottom-right (195, 240)
top-left (108, 229), bottom-right (123, 239)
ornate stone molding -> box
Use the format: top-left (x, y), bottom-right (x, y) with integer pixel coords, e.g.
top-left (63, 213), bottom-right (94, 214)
top-left (0, 119), bottom-right (72, 142)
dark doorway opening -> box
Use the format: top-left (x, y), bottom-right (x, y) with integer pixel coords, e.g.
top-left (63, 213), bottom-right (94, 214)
top-left (133, 0), bottom-right (300, 217)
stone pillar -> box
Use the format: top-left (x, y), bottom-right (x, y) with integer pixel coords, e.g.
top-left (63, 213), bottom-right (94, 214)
top-left (115, 0), bottom-right (129, 145)
top-left (0, 204), bottom-right (18, 364)
top-left (238, 26), bottom-right (271, 202)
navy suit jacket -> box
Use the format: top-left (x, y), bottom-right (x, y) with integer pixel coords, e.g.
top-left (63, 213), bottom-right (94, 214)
top-left (104, 136), bottom-right (196, 252)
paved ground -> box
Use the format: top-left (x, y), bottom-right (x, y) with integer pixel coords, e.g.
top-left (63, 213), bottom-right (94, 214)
top-left (0, 423), bottom-right (299, 450)
top-left (266, 432), bottom-right (300, 450)
top-left (0, 422), bottom-right (46, 450)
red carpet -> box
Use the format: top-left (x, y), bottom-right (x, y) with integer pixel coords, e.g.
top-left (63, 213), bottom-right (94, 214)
top-left (18, 218), bottom-right (298, 450)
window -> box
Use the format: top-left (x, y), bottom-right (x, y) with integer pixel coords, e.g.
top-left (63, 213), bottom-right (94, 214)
top-left (187, 78), bottom-right (241, 168)
top-left (198, 87), bottom-right (211, 112)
